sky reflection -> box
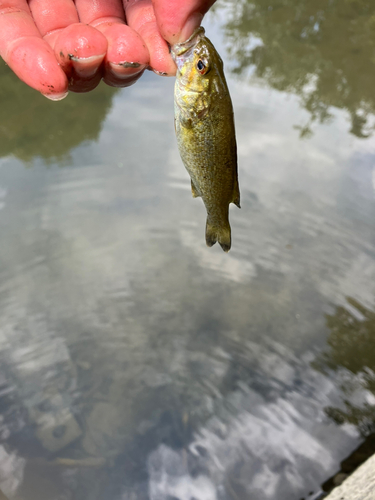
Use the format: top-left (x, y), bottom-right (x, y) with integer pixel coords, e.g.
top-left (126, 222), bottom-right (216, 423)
top-left (0, 2), bottom-right (375, 499)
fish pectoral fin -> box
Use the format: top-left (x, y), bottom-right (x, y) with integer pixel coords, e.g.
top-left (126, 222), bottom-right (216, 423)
top-left (180, 113), bottom-right (193, 129)
top-left (232, 176), bottom-right (241, 208)
top-left (191, 179), bottom-right (200, 198)
top-left (206, 218), bottom-right (231, 252)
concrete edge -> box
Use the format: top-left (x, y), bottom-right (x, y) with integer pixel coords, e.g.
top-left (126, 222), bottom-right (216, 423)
top-left (324, 453), bottom-right (375, 500)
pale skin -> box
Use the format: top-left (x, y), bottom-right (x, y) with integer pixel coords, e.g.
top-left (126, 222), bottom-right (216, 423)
top-left (0, 0), bottom-right (216, 99)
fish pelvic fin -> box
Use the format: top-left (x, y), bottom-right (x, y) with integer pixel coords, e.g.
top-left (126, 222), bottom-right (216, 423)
top-left (191, 179), bottom-right (200, 198)
top-left (206, 218), bottom-right (231, 252)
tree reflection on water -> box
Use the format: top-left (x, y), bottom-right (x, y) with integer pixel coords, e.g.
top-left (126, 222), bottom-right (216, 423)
top-left (223, 0), bottom-right (375, 138)
top-left (0, 62), bottom-right (118, 163)
top-left (314, 297), bottom-right (375, 436)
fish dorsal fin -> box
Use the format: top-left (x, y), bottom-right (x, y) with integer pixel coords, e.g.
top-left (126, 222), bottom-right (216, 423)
top-left (232, 175), bottom-right (241, 208)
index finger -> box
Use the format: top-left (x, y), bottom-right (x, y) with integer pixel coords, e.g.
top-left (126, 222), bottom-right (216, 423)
top-left (151, 0), bottom-right (216, 44)
top-left (0, 0), bottom-right (68, 98)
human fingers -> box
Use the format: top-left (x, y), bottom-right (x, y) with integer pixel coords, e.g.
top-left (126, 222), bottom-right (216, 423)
top-left (152, 0), bottom-right (216, 44)
top-left (28, 0), bottom-right (108, 93)
top-left (0, 0), bottom-right (67, 99)
top-left (74, 0), bottom-right (149, 87)
top-left (124, 0), bottom-right (176, 76)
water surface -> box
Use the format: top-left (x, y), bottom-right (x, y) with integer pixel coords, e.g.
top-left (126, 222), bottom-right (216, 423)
top-left (0, 2), bottom-right (375, 499)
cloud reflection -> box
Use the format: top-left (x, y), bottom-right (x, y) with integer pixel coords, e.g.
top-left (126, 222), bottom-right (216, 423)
top-left (147, 340), bottom-right (358, 500)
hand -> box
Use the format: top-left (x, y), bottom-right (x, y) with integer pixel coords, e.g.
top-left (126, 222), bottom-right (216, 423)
top-left (0, 0), bottom-right (216, 99)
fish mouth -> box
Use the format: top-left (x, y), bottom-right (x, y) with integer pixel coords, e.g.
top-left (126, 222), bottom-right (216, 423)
top-left (171, 26), bottom-right (205, 62)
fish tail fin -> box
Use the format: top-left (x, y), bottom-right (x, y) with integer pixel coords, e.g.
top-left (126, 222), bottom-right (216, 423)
top-left (205, 218), bottom-right (231, 252)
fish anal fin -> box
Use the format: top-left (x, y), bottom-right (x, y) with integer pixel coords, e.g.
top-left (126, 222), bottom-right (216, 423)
top-left (205, 218), bottom-right (231, 252)
top-left (191, 179), bottom-right (200, 198)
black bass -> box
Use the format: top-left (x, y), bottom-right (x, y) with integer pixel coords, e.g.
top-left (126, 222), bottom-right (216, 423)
top-left (171, 27), bottom-right (240, 252)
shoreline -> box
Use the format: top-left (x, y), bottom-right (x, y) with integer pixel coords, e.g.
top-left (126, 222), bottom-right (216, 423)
top-left (324, 453), bottom-right (375, 500)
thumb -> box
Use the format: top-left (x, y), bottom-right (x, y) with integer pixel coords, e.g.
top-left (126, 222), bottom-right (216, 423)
top-left (152, 0), bottom-right (216, 45)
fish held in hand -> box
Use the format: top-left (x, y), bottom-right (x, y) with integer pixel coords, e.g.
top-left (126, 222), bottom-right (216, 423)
top-left (172, 27), bottom-right (240, 252)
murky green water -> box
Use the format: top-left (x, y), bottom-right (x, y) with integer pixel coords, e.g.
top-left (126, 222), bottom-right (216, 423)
top-left (0, 1), bottom-right (375, 499)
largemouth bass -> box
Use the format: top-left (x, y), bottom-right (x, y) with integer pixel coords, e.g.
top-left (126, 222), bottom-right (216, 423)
top-left (172, 27), bottom-right (240, 252)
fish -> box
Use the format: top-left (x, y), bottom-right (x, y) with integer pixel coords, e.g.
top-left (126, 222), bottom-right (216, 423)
top-left (172, 27), bottom-right (240, 252)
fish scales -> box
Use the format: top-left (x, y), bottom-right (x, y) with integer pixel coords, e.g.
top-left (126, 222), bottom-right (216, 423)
top-left (172, 27), bottom-right (240, 252)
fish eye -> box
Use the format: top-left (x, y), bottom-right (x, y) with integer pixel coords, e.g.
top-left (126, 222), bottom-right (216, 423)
top-left (197, 60), bottom-right (205, 71)
top-left (196, 59), bottom-right (209, 74)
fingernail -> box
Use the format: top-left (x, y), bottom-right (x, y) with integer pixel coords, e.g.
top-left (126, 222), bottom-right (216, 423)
top-left (43, 91), bottom-right (69, 101)
top-left (179, 13), bottom-right (204, 43)
top-left (153, 70), bottom-right (169, 76)
top-left (119, 61), bottom-right (141, 69)
top-left (69, 53), bottom-right (105, 78)
top-left (109, 61), bottom-right (145, 79)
